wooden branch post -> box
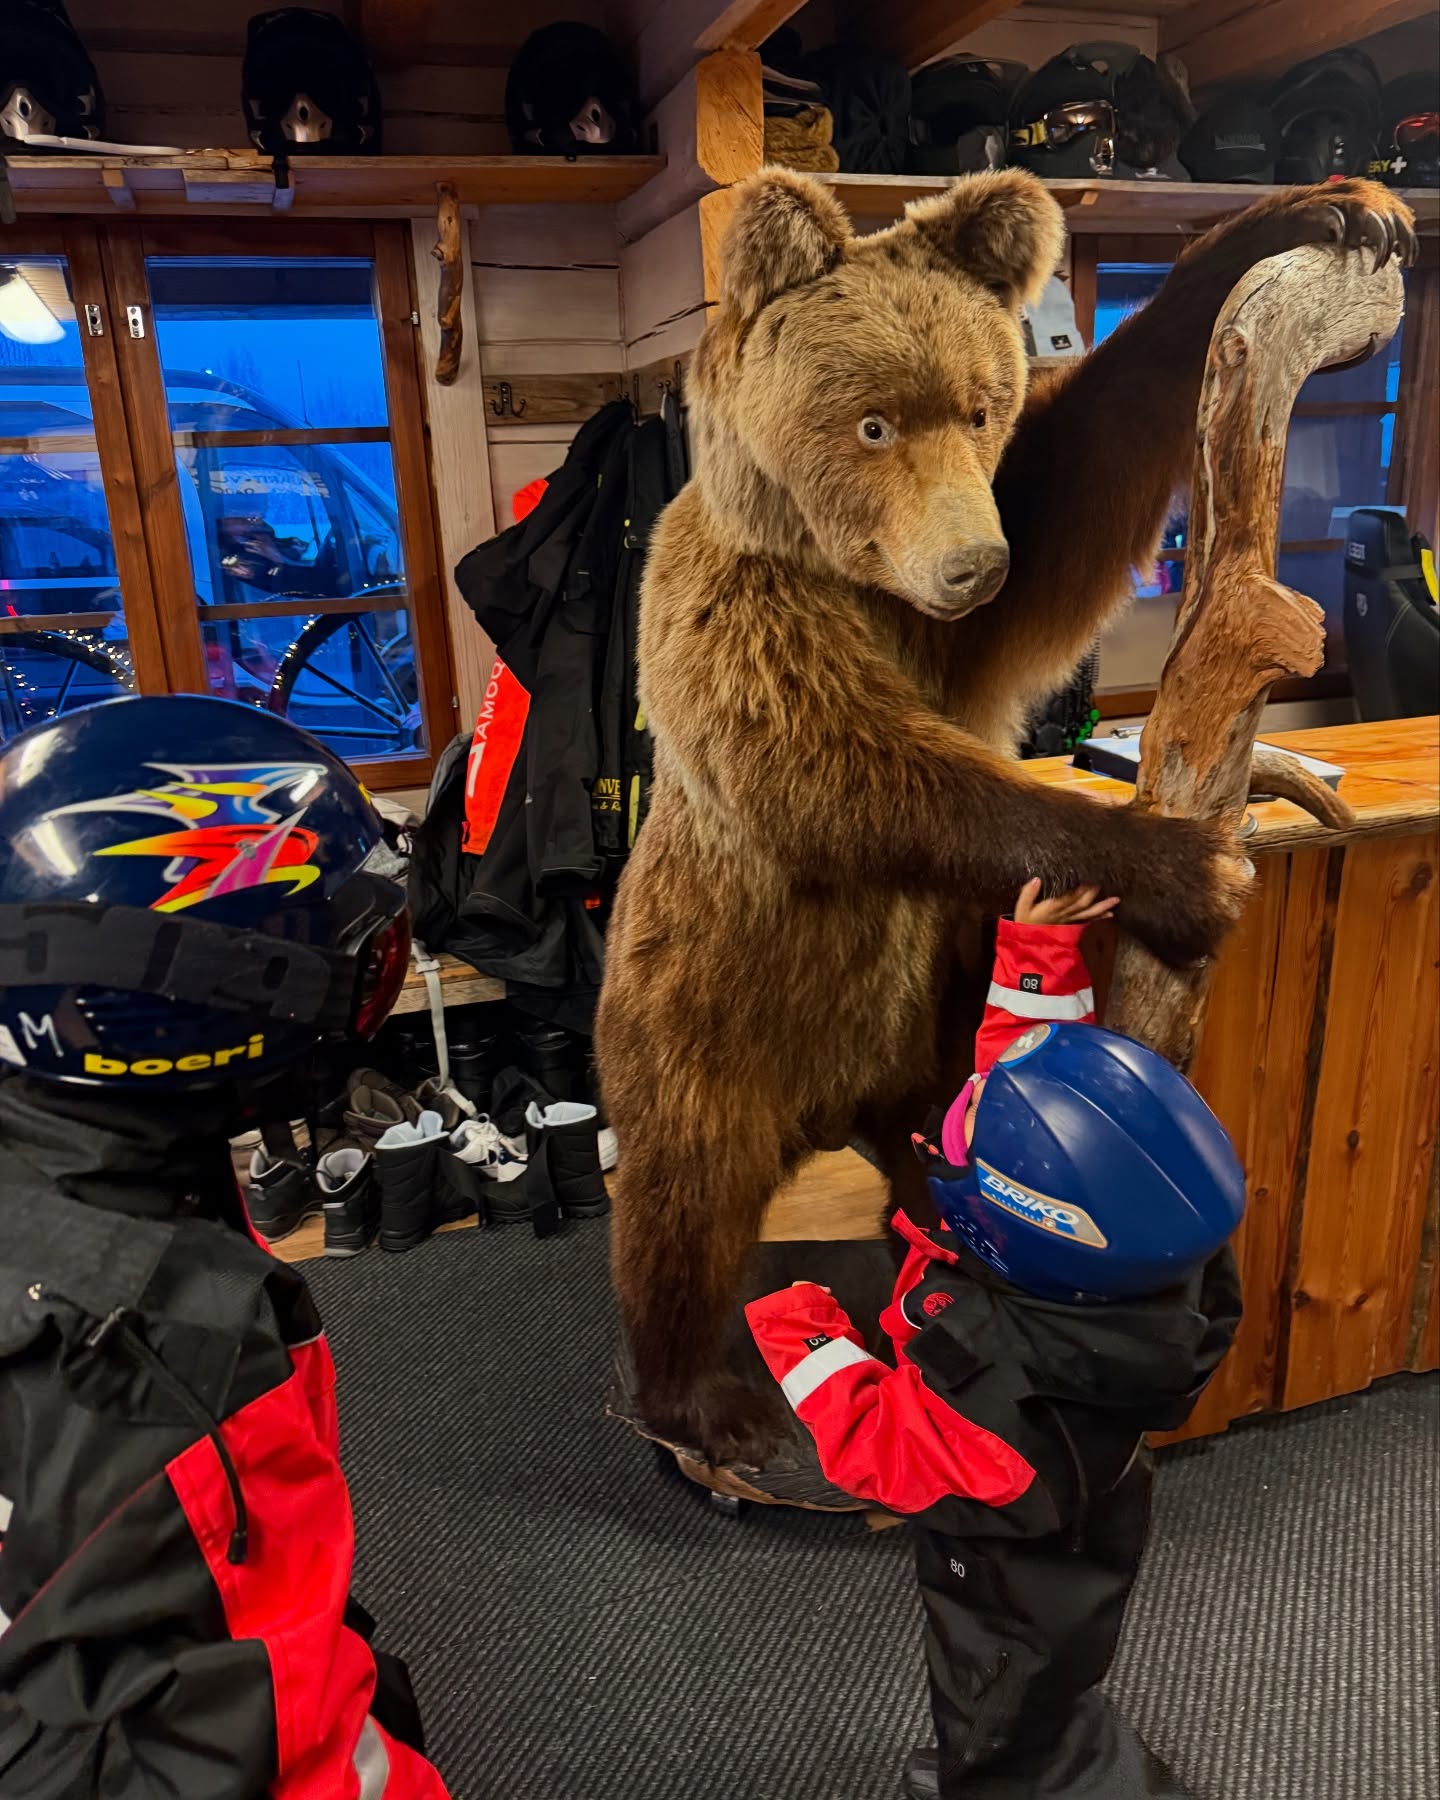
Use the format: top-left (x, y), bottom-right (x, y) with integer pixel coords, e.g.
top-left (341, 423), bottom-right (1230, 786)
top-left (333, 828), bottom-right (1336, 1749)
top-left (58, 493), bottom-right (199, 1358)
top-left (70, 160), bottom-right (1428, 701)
top-left (1105, 242), bottom-right (1405, 1070)
top-left (432, 181), bottom-right (463, 386)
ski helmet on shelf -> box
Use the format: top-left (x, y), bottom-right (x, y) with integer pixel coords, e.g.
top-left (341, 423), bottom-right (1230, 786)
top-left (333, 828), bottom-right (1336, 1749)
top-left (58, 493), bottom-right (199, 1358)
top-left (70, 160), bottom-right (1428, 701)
top-left (908, 56), bottom-right (1026, 176)
top-left (1369, 73), bottom-right (1440, 188)
top-left (1268, 48), bottom-right (1382, 183)
top-left (0, 695), bottom-right (410, 1092)
top-left (918, 1022), bottom-right (1246, 1304)
top-left (1180, 92), bottom-right (1280, 183)
top-left (504, 22), bottom-right (639, 156)
top-left (0, 0), bottom-right (103, 151)
top-left (242, 8), bottom-right (382, 157)
top-left (1105, 44), bottom-right (1194, 173)
top-left (1009, 47), bottom-right (1119, 177)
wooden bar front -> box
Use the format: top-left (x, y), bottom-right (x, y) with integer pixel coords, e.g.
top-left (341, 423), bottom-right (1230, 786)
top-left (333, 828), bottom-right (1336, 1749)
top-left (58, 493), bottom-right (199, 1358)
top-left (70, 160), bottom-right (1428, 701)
top-left (1030, 716), bottom-right (1440, 1439)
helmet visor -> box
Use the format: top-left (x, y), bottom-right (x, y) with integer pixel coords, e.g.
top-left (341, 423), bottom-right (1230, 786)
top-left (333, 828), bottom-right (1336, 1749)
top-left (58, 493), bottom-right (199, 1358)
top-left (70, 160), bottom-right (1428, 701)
top-left (1011, 100), bottom-right (1117, 170)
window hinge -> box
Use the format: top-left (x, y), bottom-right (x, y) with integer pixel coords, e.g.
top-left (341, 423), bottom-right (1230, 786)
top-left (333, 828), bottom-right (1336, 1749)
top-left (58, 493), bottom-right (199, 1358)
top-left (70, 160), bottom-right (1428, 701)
top-left (451, 694), bottom-right (460, 709)
top-left (126, 304), bottom-right (145, 338)
top-left (84, 303), bottom-right (104, 337)
top-left (409, 310), bottom-right (420, 327)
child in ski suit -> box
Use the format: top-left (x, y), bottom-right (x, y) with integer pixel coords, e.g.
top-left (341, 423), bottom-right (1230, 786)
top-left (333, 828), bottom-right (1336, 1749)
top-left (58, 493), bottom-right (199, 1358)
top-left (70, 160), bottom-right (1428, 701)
top-left (746, 879), bottom-right (1244, 1800)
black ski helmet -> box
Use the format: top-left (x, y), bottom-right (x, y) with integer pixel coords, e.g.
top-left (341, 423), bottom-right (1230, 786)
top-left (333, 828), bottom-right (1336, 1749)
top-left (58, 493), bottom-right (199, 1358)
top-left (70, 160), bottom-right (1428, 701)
top-left (242, 9), bottom-right (382, 157)
top-left (1369, 72), bottom-right (1439, 188)
top-left (1180, 93), bottom-right (1280, 183)
top-left (1009, 46), bottom-right (1118, 177)
top-left (0, 0), bottom-right (103, 150)
top-left (1269, 49), bottom-right (1382, 183)
top-left (908, 56), bottom-right (1025, 176)
top-left (0, 695), bottom-right (410, 1092)
top-left (505, 23), bottom-right (639, 156)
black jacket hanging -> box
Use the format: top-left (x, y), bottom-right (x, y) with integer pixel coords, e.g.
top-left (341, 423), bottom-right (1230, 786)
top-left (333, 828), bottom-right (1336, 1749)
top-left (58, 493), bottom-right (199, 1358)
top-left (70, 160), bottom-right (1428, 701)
top-left (408, 399), bottom-right (684, 1031)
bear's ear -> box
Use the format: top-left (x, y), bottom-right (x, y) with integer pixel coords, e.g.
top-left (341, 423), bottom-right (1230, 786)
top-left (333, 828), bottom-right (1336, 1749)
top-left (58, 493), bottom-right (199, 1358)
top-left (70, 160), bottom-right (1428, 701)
top-left (905, 170), bottom-right (1066, 310)
top-left (717, 167), bottom-right (852, 321)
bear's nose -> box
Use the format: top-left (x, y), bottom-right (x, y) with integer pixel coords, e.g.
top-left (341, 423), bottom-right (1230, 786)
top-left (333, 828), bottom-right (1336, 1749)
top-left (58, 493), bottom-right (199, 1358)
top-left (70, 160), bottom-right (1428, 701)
top-left (939, 541), bottom-right (1010, 607)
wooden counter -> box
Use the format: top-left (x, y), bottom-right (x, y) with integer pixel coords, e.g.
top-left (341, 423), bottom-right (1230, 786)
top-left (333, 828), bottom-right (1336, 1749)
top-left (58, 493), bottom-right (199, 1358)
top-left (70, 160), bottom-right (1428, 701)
top-left (1025, 717), bottom-right (1439, 1440)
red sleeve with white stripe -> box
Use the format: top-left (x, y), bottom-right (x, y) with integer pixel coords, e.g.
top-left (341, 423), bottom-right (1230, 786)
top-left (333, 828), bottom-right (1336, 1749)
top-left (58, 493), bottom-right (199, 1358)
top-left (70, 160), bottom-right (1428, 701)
top-left (974, 917), bottom-right (1095, 1074)
top-left (743, 1284), bottom-right (1035, 1515)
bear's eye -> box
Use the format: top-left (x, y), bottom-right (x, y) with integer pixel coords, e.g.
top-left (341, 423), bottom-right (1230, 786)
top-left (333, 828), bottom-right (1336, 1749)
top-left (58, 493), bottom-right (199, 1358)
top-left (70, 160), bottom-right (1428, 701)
top-left (858, 414), bottom-right (894, 447)
top-left (971, 407), bottom-right (988, 429)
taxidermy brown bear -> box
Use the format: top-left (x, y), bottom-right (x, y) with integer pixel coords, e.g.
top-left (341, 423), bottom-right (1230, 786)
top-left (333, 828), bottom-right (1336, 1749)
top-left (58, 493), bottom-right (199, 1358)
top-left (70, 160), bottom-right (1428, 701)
top-left (597, 167), bottom-right (1415, 1465)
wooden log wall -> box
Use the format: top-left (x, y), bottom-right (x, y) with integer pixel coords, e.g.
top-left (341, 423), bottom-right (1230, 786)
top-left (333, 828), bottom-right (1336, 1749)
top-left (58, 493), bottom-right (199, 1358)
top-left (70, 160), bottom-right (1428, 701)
top-left (66, 0), bottom-right (606, 155)
top-left (469, 203), bottom-right (625, 512)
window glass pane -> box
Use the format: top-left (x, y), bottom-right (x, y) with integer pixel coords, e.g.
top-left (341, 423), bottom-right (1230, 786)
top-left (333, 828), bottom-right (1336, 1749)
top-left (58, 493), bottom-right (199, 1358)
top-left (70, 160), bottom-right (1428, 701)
top-left (146, 252), bottom-right (425, 761)
top-left (1280, 415), bottom-right (1391, 540)
top-left (147, 258), bottom-right (387, 431)
top-left (0, 256), bottom-right (134, 741)
top-left (1092, 258), bottom-right (1404, 691)
top-left (175, 443), bottom-right (404, 607)
top-left (1091, 263), bottom-right (1168, 342)
top-left (200, 605), bottom-right (421, 760)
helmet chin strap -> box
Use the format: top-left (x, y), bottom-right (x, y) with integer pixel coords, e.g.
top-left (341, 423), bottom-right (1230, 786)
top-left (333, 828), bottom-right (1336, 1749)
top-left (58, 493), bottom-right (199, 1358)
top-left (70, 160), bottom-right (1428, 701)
top-left (940, 1073), bottom-right (983, 1168)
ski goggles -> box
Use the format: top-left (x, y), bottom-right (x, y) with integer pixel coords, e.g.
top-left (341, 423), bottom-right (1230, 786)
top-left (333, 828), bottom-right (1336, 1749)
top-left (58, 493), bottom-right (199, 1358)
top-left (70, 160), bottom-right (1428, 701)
top-left (1009, 100), bottom-right (1116, 172)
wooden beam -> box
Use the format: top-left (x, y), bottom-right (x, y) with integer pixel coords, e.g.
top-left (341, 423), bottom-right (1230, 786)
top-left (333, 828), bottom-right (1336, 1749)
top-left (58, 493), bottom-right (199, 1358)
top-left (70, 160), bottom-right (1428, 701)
top-left (613, 0), bottom-right (803, 110)
top-left (1162, 0), bottom-right (1434, 91)
top-left (410, 215), bottom-right (497, 729)
top-left (360, 0), bottom-right (435, 68)
top-left (838, 0), bottom-right (1015, 69)
top-left (618, 49), bottom-right (763, 244)
top-left (1104, 240), bottom-right (1404, 1071)
top-left (694, 0), bottom-right (810, 51)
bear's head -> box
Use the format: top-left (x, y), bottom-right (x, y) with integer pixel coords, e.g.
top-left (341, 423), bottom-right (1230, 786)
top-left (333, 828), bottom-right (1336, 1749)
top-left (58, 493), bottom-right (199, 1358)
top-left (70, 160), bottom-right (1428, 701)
top-left (691, 167), bottom-right (1065, 621)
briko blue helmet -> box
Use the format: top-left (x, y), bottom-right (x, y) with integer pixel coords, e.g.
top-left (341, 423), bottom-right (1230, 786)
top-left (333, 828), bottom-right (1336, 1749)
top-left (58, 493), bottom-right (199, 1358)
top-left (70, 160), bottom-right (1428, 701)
top-left (0, 695), bottom-right (410, 1091)
top-left (924, 1021), bottom-right (1245, 1303)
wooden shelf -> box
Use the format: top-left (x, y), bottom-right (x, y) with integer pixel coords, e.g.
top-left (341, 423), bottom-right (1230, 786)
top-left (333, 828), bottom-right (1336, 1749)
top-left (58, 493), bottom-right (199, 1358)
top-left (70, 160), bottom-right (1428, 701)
top-left (821, 174), bottom-right (1440, 239)
top-left (0, 151), bottom-right (667, 217)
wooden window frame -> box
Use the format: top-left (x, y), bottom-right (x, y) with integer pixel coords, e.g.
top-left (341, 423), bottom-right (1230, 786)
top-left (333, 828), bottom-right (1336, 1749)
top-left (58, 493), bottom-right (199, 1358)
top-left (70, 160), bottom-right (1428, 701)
top-left (92, 216), bottom-right (455, 790)
top-left (0, 222), bottom-right (171, 705)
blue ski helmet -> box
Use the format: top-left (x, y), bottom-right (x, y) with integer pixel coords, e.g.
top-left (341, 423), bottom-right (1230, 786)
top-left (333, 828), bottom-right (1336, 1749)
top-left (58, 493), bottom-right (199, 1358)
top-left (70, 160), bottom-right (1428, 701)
top-left (0, 694), bottom-right (410, 1090)
top-left (925, 1021), bottom-right (1245, 1302)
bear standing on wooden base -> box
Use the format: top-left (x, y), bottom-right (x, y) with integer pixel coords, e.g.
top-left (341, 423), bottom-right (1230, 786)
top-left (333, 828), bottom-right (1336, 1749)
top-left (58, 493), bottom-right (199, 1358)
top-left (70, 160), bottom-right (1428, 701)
top-left (596, 167), bottom-right (1416, 1468)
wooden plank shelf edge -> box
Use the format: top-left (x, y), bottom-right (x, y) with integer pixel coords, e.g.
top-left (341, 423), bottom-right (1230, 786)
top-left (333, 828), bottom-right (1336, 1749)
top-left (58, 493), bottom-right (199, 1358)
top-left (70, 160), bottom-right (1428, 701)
top-left (1, 151), bottom-right (667, 217)
top-left (820, 174), bottom-right (1440, 239)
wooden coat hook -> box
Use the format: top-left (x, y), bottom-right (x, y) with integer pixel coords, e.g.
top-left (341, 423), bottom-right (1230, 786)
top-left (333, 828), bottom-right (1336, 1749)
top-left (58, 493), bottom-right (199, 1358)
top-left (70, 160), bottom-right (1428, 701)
top-left (432, 180), bottom-right (463, 386)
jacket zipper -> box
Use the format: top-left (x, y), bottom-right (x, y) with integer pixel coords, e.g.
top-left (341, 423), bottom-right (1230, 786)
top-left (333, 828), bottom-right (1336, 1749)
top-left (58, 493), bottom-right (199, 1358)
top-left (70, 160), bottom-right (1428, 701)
top-left (958, 1650), bottom-right (1012, 1770)
top-left (1044, 1400), bottom-right (1090, 1552)
top-left (84, 1306), bottom-right (250, 1564)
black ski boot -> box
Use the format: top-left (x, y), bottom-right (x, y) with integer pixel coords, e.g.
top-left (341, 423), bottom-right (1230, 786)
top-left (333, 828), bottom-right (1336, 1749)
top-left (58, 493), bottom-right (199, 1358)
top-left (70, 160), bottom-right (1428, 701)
top-left (245, 1140), bottom-right (320, 1242)
top-left (524, 1100), bottom-right (608, 1226)
top-left (318, 1145), bottom-right (379, 1256)
top-left (374, 1110), bottom-right (444, 1252)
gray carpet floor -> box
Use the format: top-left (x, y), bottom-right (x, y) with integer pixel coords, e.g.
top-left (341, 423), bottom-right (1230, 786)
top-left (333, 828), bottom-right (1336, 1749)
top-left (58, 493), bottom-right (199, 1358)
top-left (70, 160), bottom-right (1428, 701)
top-left (306, 1220), bottom-right (1438, 1800)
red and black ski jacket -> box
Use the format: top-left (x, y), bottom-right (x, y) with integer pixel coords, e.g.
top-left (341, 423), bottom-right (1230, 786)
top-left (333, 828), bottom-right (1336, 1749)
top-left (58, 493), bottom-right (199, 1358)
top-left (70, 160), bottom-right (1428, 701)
top-left (0, 1088), bottom-right (450, 1799)
top-left (746, 1218), bottom-right (1239, 1533)
top-left (746, 916), bottom-right (1238, 1533)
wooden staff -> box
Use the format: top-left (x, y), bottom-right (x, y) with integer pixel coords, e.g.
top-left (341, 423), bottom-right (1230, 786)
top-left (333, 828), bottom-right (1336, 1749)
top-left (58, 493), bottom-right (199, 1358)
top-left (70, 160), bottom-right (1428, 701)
top-left (433, 181), bottom-right (464, 386)
top-left (1105, 241), bottom-right (1405, 1070)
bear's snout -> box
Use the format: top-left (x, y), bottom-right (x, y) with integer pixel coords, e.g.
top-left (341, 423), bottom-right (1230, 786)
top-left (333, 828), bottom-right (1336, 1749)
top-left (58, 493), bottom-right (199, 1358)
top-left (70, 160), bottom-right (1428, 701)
top-left (938, 541), bottom-right (1010, 613)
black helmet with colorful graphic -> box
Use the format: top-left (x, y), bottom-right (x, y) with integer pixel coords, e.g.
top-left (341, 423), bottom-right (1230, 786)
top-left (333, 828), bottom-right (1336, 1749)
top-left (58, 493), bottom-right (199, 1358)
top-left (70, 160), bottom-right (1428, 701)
top-left (0, 695), bottom-right (409, 1089)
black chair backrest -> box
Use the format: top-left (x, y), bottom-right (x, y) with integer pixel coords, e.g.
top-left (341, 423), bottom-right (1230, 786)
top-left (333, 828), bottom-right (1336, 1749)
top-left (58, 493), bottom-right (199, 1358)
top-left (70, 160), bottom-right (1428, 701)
top-left (1342, 507), bottom-right (1440, 721)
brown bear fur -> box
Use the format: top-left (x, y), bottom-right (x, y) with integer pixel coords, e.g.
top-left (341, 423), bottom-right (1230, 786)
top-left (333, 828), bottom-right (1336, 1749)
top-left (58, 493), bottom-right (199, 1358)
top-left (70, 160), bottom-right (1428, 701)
top-left (597, 170), bottom-right (1416, 1465)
